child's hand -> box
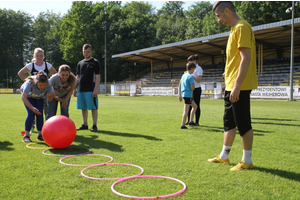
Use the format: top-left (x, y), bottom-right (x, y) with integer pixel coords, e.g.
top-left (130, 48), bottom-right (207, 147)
top-left (47, 92), bottom-right (53, 98)
top-left (61, 99), bottom-right (67, 109)
top-left (55, 96), bottom-right (63, 102)
top-left (33, 107), bottom-right (42, 115)
top-left (178, 96), bottom-right (182, 102)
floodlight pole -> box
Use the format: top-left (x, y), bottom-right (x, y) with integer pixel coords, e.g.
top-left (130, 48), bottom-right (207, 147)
top-left (103, 21), bottom-right (107, 96)
top-left (289, 1), bottom-right (295, 101)
top-left (6, 69), bottom-right (8, 88)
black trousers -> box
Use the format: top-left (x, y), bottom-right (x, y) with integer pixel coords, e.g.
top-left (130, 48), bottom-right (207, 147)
top-left (188, 87), bottom-right (202, 124)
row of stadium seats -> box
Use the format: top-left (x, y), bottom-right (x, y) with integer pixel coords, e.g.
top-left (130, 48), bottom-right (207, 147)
top-left (261, 56), bottom-right (300, 64)
top-left (139, 61), bottom-right (300, 87)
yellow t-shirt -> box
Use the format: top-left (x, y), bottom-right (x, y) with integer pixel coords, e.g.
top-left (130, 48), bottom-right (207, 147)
top-left (225, 18), bottom-right (257, 91)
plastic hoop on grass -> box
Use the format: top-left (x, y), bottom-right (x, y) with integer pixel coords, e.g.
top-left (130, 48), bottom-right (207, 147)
top-left (60, 154), bottom-right (114, 167)
top-left (81, 163), bottom-right (144, 181)
top-left (26, 142), bottom-right (53, 150)
top-left (42, 147), bottom-right (91, 157)
top-left (111, 175), bottom-right (187, 199)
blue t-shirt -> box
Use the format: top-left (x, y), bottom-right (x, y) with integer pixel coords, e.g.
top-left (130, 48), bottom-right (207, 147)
top-left (180, 72), bottom-right (194, 98)
top-left (20, 77), bottom-right (51, 99)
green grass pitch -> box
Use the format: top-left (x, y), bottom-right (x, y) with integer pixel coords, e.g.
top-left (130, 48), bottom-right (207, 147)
top-left (0, 94), bottom-right (299, 199)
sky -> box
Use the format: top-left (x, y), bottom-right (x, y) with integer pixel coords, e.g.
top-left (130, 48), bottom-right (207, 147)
top-left (0, 1), bottom-right (200, 17)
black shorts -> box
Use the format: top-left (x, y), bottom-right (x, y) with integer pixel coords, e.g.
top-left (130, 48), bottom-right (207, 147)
top-left (223, 90), bottom-right (252, 136)
top-left (183, 97), bottom-right (193, 104)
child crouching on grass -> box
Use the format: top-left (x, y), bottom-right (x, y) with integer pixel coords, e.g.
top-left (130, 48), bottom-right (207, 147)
top-left (178, 62), bottom-right (197, 129)
top-left (20, 71), bottom-right (53, 143)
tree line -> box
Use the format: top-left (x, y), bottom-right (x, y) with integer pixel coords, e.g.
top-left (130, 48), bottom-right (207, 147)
top-left (0, 1), bottom-right (299, 88)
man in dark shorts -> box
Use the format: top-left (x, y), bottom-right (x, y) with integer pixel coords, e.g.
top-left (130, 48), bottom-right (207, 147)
top-left (208, 1), bottom-right (257, 171)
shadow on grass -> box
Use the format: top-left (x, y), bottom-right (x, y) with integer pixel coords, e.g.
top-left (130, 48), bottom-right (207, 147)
top-left (200, 125), bottom-right (223, 133)
top-left (252, 121), bottom-right (300, 127)
top-left (99, 130), bottom-right (163, 141)
top-left (253, 118), bottom-right (298, 122)
top-left (75, 135), bottom-right (124, 152)
top-left (0, 141), bottom-right (14, 151)
top-left (254, 166), bottom-right (300, 182)
top-left (200, 126), bottom-right (269, 136)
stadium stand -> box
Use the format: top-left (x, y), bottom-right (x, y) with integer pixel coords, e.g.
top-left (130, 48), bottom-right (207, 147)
top-left (138, 58), bottom-right (300, 87)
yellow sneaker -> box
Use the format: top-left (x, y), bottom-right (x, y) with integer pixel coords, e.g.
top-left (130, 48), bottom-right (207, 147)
top-left (230, 160), bottom-right (254, 171)
top-left (208, 155), bottom-right (230, 165)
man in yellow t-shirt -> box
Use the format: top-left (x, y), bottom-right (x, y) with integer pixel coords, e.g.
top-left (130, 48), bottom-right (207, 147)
top-left (208, 1), bottom-right (257, 171)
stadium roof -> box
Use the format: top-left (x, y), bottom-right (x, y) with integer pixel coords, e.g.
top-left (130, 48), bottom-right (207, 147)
top-left (112, 17), bottom-right (300, 66)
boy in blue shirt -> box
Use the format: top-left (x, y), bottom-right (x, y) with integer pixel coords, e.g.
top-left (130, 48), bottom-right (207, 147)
top-left (178, 62), bottom-right (197, 129)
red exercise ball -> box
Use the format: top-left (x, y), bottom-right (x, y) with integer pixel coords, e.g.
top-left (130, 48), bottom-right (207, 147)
top-left (42, 115), bottom-right (77, 149)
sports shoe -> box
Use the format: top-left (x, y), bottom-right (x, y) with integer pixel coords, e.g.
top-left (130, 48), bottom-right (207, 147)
top-left (181, 125), bottom-right (188, 129)
top-left (22, 136), bottom-right (32, 143)
top-left (230, 160), bottom-right (254, 171)
top-left (90, 125), bottom-right (98, 132)
top-left (77, 124), bottom-right (88, 130)
top-left (188, 121), bottom-right (197, 126)
top-left (37, 134), bottom-right (44, 141)
top-left (208, 155), bottom-right (230, 165)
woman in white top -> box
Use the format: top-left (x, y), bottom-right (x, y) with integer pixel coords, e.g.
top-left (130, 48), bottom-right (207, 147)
top-left (17, 48), bottom-right (57, 129)
top-left (187, 54), bottom-right (203, 126)
top-left (18, 48), bottom-right (57, 81)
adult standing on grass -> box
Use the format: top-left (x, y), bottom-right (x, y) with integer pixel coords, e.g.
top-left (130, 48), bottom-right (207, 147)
top-left (178, 62), bottom-right (197, 129)
top-left (20, 71), bottom-right (53, 143)
top-left (74, 44), bottom-right (101, 132)
top-left (46, 64), bottom-right (76, 119)
top-left (208, 1), bottom-right (257, 171)
top-left (18, 48), bottom-right (57, 129)
top-left (186, 54), bottom-right (203, 126)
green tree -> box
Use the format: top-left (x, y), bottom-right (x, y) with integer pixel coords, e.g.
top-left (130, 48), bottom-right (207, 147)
top-left (59, 1), bottom-right (104, 64)
top-left (108, 1), bottom-right (159, 81)
top-left (31, 11), bottom-right (64, 70)
top-left (185, 1), bottom-right (213, 39)
top-left (0, 9), bottom-right (32, 87)
top-left (156, 1), bottom-right (187, 44)
top-left (234, 1), bottom-right (300, 26)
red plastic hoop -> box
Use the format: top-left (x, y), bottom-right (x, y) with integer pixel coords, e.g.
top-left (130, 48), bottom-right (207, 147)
top-left (59, 154), bottom-right (114, 167)
top-left (111, 175), bottom-right (187, 199)
top-left (81, 163), bottom-right (144, 181)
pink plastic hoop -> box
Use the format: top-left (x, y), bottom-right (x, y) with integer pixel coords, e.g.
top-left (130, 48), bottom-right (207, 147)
top-left (59, 154), bottom-right (114, 167)
top-left (111, 175), bottom-right (187, 199)
top-left (81, 163), bottom-right (144, 181)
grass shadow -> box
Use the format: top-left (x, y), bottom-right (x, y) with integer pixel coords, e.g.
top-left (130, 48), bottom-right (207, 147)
top-left (253, 118), bottom-right (298, 122)
top-left (252, 121), bottom-right (300, 127)
top-left (0, 141), bottom-right (14, 151)
top-left (200, 125), bottom-right (223, 133)
top-left (254, 166), bottom-right (300, 182)
top-left (99, 130), bottom-right (163, 141)
top-left (74, 135), bottom-right (124, 152)
top-left (200, 126), bottom-right (268, 136)
top-left (252, 129), bottom-right (273, 134)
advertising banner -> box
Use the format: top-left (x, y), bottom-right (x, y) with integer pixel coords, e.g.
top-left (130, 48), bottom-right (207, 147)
top-left (251, 86), bottom-right (300, 99)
